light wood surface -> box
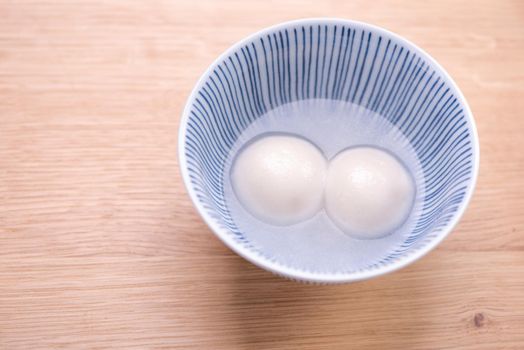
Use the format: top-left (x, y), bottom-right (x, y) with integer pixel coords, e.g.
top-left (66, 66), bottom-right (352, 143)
top-left (1, 1), bottom-right (523, 349)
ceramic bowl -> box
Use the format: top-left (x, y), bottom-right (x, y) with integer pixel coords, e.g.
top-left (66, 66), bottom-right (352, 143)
top-left (179, 18), bottom-right (479, 283)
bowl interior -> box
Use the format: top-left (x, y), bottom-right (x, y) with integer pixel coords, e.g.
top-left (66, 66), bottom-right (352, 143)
top-left (179, 19), bottom-right (478, 282)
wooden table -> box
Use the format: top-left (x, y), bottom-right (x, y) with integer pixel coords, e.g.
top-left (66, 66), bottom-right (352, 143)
top-left (1, 1), bottom-right (523, 349)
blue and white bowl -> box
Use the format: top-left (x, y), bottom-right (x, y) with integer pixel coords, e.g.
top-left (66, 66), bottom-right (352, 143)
top-left (179, 19), bottom-right (479, 283)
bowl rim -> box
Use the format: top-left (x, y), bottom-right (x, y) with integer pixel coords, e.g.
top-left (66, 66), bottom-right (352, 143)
top-left (178, 18), bottom-right (480, 283)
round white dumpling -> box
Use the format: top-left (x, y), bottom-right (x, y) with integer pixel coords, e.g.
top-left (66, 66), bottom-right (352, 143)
top-left (231, 135), bottom-right (326, 225)
top-left (325, 147), bottom-right (415, 239)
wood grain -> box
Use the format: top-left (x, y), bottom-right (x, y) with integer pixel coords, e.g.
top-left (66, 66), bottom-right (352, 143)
top-left (1, 0), bottom-right (523, 349)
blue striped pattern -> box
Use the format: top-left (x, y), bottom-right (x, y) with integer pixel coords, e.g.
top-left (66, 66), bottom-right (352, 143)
top-left (181, 22), bottom-right (475, 273)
